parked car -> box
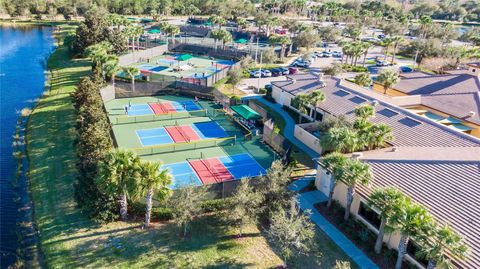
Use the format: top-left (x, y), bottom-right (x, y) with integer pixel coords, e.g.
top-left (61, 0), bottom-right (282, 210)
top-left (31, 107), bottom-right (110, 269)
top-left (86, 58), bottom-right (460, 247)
top-left (288, 67), bottom-right (298, 74)
top-left (319, 51), bottom-right (332, 58)
top-left (376, 60), bottom-right (389, 67)
top-left (332, 51), bottom-right (342, 57)
top-left (279, 67), bottom-right (290, 75)
top-left (292, 61), bottom-right (310, 68)
top-left (270, 68), bottom-right (283, 76)
top-left (378, 34), bottom-right (386, 39)
top-left (261, 70), bottom-right (272, 77)
top-left (249, 70), bottom-right (261, 78)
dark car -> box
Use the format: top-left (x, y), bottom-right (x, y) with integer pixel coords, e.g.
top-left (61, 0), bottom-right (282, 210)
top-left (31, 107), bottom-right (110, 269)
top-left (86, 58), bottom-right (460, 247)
top-left (270, 68), bottom-right (282, 77)
top-left (288, 67), bottom-right (298, 74)
top-left (279, 67), bottom-right (290, 75)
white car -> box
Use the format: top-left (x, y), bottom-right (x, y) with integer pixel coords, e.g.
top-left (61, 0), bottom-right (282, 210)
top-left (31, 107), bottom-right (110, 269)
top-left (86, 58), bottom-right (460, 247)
top-left (261, 70), bottom-right (272, 77)
top-left (249, 70), bottom-right (261, 78)
top-left (332, 51), bottom-right (342, 57)
top-left (376, 60), bottom-right (390, 67)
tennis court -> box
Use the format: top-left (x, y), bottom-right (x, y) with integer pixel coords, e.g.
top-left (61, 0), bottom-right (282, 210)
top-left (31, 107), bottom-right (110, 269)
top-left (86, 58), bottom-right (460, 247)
top-left (135, 121), bottom-right (228, 146)
top-left (105, 95), bottom-right (275, 189)
top-left (125, 53), bottom-right (236, 80)
top-left (164, 153), bottom-right (266, 188)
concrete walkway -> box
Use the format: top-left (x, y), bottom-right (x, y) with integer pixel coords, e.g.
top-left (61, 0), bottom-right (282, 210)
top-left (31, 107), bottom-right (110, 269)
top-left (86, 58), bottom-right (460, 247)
top-left (248, 96), bottom-right (320, 159)
top-left (290, 179), bottom-right (380, 269)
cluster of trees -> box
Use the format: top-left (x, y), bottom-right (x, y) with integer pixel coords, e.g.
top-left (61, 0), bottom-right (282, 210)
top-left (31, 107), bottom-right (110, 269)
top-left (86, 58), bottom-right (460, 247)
top-left (319, 104), bottom-right (393, 153)
top-left (97, 150), bottom-right (171, 227)
top-left (72, 76), bottom-right (118, 222)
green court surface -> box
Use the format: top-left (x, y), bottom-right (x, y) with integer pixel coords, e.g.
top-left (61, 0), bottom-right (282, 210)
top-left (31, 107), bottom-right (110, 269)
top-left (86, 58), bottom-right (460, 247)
top-left (122, 53), bottom-right (235, 80)
top-left (105, 96), bottom-right (275, 169)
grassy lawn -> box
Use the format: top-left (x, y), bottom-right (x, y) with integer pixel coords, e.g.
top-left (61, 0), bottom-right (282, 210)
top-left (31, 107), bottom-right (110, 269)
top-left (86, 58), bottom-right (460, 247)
top-left (26, 24), bottom-right (356, 269)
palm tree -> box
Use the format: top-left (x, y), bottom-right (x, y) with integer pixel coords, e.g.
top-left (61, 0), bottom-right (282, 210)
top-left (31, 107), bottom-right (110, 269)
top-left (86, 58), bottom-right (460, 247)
top-left (292, 94), bottom-right (309, 123)
top-left (320, 153), bottom-right (348, 208)
top-left (138, 161), bottom-right (172, 228)
top-left (123, 66), bottom-right (140, 92)
top-left (390, 199), bottom-right (433, 269)
top-left (368, 188), bottom-right (407, 254)
top-left (361, 42), bottom-right (373, 67)
top-left (97, 150), bottom-right (141, 221)
top-left (104, 56), bottom-right (120, 89)
top-left (376, 69), bottom-right (399, 94)
top-left (390, 36), bottom-right (404, 64)
top-left (339, 158), bottom-right (372, 220)
top-left (307, 91), bottom-right (326, 120)
top-left (236, 17), bottom-right (248, 31)
top-left (381, 37), bottom-right (394, 61)
top-left (355, 104), bottom-right (375, 121)
top-left (418, 224), bottom-right (469, 269)
top-left (367, 124), bottom-right (393, 150)
top-left (320, 126), bottom-right (359, 153)
top-left (269, 35), bottom-right (291, 61)
top-left (354, 73), bottom-right (372, 87)
top-left (211, 29), bottom-right (232, 50)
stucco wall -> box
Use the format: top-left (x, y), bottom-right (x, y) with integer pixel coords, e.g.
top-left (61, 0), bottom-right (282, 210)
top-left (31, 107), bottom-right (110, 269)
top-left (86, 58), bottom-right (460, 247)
top-left (294, 125), bottom-right (322, 154)
top-left (271, 85), bottom-right (294, 106)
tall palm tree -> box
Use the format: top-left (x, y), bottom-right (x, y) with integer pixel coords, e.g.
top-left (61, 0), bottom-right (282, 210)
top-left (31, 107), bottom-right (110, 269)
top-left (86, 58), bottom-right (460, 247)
top-left (339, 159), bottom-right (372, 220)
top-left (367, 124), bottom-right (393, 150)
top-left (292, 94), bottom-right (309, 123)
top-left (354, 104), bottom-right (375, 121)
top-left (381, 37), bottom-right (394, 61)
top-left (320, 126), bottom-right (359, 153)
top-left (123, 66), bottom-right (140, 92)
top-left (97, 150), bottom-right (141, 221)
top-left (390, 36), bottom-right (404, 64)
top-left (138, 161), bottom-right (172, 228)
top-left (418, 224), bottom-right (469, 269)
top-left (376, 69), bottom-right (399, 94)
top-left (307, 91), bottom-right (326, 120)
top-left (269, 35), bottom-right (291, 61)
top-left (361, 42), bottom-right (373, 67)
top-left (320, 153), bottom-right (347, 208)
top-left (390, 199), bottom-right (433, 269)
top-left (104, 56), bottom-right (120, 89)
top-left (368, 188), bottom-right (407, 254)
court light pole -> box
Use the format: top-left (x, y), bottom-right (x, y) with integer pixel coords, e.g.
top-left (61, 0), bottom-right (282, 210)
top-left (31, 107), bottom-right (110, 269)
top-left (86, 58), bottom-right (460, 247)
top-left (257, 52), bottom-right (263, 92)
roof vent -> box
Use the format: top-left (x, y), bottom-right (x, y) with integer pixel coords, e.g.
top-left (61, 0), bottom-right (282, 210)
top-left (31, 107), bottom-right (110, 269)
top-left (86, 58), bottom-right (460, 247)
top-left (372, 100), bottom-right (379, 106)
top-left (467, 111), bottom-right (476, 118)
top-left (351, 152), bottom-right (363, 160)
top-left (291, 79), bottom-right (296, 84)
top-left (392, 147), bottom-right (398, 152)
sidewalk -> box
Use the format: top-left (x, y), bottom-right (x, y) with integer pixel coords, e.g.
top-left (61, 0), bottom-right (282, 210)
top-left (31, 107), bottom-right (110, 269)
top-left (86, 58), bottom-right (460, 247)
top-left (249, 97), bottom-right (320, 159)
top-left (290, 180), bottom-right (380, 269)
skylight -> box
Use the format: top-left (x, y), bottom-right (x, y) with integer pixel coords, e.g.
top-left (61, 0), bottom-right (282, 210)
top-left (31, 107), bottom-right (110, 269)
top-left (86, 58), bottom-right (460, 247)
top-left (378, 108), bottom-right (399, 118)
top-left (398, 117), bottom-right (422, 127)
top-left (333, 90), bottom-right (350, 97)
top-left (349, 96), bottom-right (367, 104)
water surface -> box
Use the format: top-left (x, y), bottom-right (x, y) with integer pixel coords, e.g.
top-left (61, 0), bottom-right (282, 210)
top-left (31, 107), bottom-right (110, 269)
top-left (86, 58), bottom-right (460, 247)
top-left (0, 24), bottom-right (54, 268)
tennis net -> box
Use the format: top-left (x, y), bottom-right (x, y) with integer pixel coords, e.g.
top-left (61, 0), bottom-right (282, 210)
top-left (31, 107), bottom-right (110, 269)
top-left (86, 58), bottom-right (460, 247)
top-left (132, 136), bottom-right (236, 156)
top-left (110, 109), bottom-right (206, 125)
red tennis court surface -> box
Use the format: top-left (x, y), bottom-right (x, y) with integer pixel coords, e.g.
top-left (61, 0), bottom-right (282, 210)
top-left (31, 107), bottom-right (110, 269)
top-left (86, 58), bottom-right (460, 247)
top-left (149, 102), bottom-right (176, 114)
top-left (165, 125), bottom-right (200, 143)
top-left (189, 158), bottom-right (233, 184)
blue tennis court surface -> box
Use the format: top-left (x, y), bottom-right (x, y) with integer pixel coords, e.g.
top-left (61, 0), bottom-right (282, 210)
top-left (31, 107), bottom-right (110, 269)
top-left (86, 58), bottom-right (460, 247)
top-left (192, 122), bottom-right (228, 139)
top-left (138, 64), bottom-right (156, 70)
top-left (219, 153), bottom-right (266, 179)
top-left (171, 101), bottom-right (202, 112)
top-left (216, 60), bottom-right (235, 66)
top-left (150, 66), bottom-right (169, 72)
top-left (163, 162), bottom-right (202, 189)
top-left (136, 128), bottom-right (173, 146)
top-left (159, 59), bottom-right (177, 64)
top-left (128, 104), bottom-right (153, 116)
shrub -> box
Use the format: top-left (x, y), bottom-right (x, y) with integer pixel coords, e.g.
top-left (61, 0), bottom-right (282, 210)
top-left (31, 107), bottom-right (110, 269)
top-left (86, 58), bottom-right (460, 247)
top-left (230, 95), bottom-right (241, 105)
top-left (201, 197), bottom-right (233, 212)
top-left (342, 64), bottom-right (368, 72)
top-left (324, 63), bottom-right (343, 76)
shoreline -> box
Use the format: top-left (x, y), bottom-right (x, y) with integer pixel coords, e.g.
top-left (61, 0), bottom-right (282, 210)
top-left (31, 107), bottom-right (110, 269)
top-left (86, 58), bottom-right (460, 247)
top-left (15, 24), bottom-right (63, 269)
